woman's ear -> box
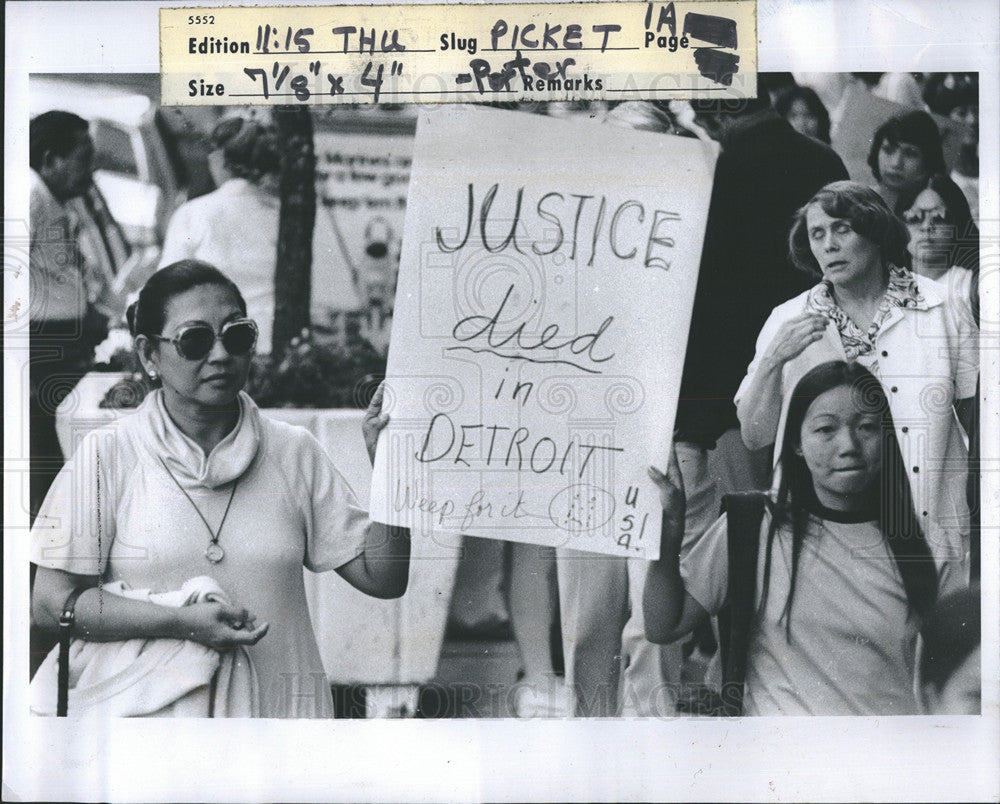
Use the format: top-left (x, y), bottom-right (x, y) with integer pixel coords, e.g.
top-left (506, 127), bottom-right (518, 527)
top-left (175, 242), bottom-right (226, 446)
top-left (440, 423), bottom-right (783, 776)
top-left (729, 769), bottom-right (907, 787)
top-left (134, 335), bottom-right (159, 379)
top-left (40, 148), bottom-right (62, 173)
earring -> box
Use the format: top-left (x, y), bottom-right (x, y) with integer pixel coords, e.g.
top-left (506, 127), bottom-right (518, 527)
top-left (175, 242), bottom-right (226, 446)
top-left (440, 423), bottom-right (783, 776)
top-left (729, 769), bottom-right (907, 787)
top-left (148, 370), bottom-right (158, 380)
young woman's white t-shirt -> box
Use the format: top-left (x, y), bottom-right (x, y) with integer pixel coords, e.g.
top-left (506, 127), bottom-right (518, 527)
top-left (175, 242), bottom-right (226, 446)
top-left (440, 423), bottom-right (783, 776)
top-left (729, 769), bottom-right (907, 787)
top-left (681, 509), bottom-right (958, 716)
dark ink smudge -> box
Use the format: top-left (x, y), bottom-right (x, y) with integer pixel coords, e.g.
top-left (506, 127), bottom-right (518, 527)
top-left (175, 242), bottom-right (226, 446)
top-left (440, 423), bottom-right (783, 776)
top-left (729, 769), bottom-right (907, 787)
top-left (692, 49), bottom-right (740, 87)
top-left (683, 13), bottom-right (738, 48)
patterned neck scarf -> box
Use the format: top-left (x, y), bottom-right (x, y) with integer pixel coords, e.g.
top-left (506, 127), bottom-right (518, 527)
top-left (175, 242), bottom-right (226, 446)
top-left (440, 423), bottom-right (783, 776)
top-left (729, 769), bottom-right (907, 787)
top-left (806, 265), bottom-right (928, 359)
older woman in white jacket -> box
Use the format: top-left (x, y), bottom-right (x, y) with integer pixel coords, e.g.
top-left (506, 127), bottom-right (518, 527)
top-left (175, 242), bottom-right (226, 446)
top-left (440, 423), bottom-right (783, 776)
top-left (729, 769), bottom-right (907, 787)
top-left (735, 181), bottom-right (978, 579)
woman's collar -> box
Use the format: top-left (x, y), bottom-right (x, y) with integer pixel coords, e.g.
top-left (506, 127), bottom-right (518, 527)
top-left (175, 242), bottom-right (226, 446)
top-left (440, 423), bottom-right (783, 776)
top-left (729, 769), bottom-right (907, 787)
top-left (145, 389), bottom-right (262, 488)
top-left (806, 496), bottom-right (880, 524)
top-left (809, 264), bottom-right (936, 312)
top-left (885, 264), bottom-right (932, 310)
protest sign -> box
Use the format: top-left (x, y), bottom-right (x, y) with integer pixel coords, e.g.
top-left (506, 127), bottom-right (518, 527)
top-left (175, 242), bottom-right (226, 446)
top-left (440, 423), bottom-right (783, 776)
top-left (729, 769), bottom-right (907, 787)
top-left (369, 104), bottom-right (716, 558)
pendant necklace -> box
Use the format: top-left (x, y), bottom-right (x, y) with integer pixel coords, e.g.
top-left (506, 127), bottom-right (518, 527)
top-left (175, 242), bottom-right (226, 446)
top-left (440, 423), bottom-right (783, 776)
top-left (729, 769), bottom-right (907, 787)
top-left (159, 457), bottom-right (238, 564)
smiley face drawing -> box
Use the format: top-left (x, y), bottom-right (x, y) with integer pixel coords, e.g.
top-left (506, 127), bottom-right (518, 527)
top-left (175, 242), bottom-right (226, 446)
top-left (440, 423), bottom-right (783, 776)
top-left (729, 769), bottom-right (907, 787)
top-left (549, 484), bottom-right (616, 533)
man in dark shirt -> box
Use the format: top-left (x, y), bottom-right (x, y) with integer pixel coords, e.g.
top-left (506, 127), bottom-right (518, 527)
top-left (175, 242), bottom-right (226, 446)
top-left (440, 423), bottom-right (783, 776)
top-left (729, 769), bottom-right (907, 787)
top-left (676, 92), bottom-right (849, 453)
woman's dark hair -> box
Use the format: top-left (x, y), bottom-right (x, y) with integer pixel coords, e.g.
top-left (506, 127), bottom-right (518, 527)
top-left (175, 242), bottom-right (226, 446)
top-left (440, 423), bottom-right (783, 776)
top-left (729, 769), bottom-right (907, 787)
top-left (788, 180), bottom-right (910, 279)
top-left (919, 583), bottom-right (980, 692)
top-left (925, 173), bottom-right (979, 272)
top-left (867, 111), bottom-right (947, 181)
top-left (773, 85), bottom-right (831, 144)
top-left (759, 361), bottom-right (938, 640)
top-left (29, 110), bottom-right (89, 170)
top-left (922, 73), bottom-right (978, 118)
top-left (906, 174), bottom-right (980, 326)
top-left (210, 117), bottom-right (281, 183)
top-left (126, 259), bottom-right (247, 340)
top-left (851, 72), bottom-right (883, 88)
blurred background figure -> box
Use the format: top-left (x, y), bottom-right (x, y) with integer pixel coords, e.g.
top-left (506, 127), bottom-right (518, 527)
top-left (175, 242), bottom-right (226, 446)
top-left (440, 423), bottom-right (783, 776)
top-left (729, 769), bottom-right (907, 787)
top-left (158, 117), bottom-right (282, 354)
top-left (919, 585), bottom-right (981, 715)
top-left (761, 72), bottom-right (797, 105)
top-left (792, 73), bottom-right (850, 127)
top-left (903, 173), bottom-right (978, 298)
top-left (774, 85), bottom-right (832, 144)
top-left (922, 73), bottom-right (979, 224)
top-left (30, 77), bottom-right (184, 311)
top-left (158, 116), bottom-right (363, 354)
top-left (28, 110), bottom-right (112, 516)
top-left (871, 72), bottom-right (925, 108)
top-left (867, 110), bottom-right (946, 215)
top-left (832, 72), bottom-right (924, 111)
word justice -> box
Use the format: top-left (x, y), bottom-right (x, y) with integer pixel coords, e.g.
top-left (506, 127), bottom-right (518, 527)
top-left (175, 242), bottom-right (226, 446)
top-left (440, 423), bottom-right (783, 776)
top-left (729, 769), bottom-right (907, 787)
top-left (415, 413), bottom-right (624, 478)
top-left (435, 183), bottom-right (682, 271)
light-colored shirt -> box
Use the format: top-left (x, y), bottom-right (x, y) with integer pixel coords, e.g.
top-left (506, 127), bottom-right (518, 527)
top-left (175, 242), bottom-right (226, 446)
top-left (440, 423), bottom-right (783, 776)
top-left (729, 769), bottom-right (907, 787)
top-left (927, 265), bottom-right (976, 330)
top-left (30, 170), bottom-right (89, 322)
top-left (31, 390), bottom-right (369, 717)
top-left (681, 509), bottom-right (959, 716)
top-left (158, 178), bottom-right (363, 353)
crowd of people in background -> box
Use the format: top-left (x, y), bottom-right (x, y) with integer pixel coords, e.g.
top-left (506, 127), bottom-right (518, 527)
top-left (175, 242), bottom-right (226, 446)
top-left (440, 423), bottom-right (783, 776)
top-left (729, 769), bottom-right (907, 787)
top-left (158, 116), bottom-right (364, 354)
top-left (28, 71), bottom-right (982, 717)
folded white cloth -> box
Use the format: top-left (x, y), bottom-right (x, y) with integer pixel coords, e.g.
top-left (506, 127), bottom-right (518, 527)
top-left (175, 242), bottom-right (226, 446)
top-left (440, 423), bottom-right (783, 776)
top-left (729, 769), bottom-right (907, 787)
top-left (31, 576), bottom-right (259, 718)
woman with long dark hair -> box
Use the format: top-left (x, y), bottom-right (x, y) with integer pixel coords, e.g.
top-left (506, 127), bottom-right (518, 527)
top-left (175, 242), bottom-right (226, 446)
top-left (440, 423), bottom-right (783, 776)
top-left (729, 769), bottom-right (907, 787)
top-left (903, 172), bottom-right (979, 324)
top-left (644, 361), bottom-right (955, 715)
top-left (774, 85), bottom-right (832, 144)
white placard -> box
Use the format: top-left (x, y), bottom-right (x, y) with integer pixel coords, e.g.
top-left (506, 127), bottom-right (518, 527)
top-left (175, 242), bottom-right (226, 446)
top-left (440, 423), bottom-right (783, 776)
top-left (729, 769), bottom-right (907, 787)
top-left (369, 105), bottom-right (716, 558)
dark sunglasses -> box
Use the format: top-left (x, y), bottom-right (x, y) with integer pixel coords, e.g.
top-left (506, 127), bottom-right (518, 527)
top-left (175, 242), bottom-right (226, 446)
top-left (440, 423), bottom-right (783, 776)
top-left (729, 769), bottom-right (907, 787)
top-left (901, 207), bottom-right (948, 226)
top-left (152, 318), bottom-right (258, 361)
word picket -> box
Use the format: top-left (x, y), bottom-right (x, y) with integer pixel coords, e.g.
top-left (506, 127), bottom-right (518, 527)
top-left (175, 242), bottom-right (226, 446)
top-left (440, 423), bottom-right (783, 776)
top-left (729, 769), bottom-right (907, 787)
top-left (160, 2), bottom-right (757, 105)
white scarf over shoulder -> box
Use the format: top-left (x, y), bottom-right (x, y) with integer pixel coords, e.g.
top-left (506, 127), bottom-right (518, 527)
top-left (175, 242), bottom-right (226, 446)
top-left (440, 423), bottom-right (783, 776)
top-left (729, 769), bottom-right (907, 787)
top-left (30, 576), bottom-right (259, 718)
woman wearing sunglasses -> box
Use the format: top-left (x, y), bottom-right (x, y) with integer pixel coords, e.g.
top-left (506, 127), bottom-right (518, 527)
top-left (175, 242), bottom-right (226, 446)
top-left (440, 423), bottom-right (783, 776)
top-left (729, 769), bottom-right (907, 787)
top-left (30, 259), bottom-right (410, 718)
top-left (903, 173), bottom-right (979, 324)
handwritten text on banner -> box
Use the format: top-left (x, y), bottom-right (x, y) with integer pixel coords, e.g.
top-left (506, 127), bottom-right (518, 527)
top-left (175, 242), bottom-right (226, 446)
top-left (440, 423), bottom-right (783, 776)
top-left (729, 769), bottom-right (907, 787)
top-left (368, 106), bottom-right (717, 558)
top-left (160, 2), bottom-right (757, 105)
